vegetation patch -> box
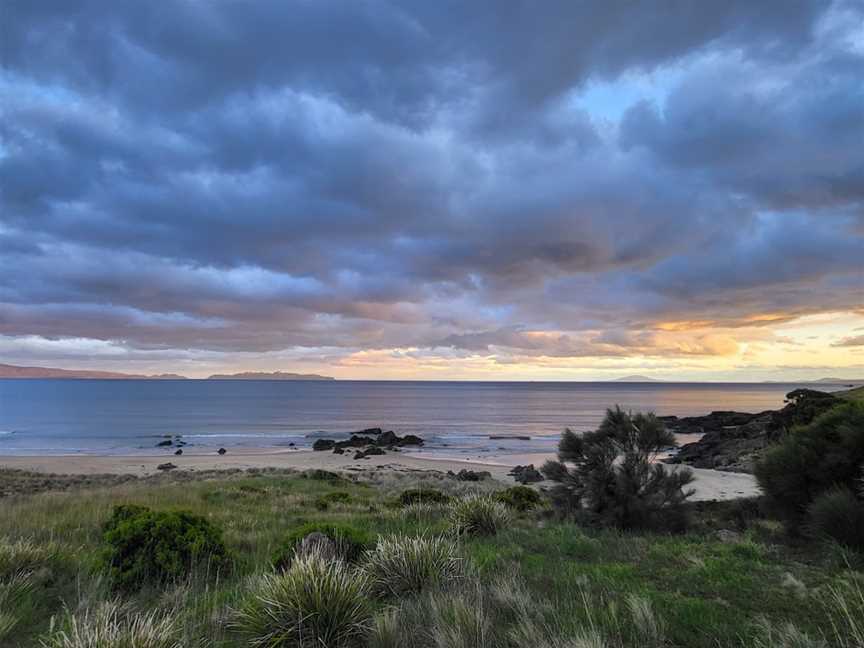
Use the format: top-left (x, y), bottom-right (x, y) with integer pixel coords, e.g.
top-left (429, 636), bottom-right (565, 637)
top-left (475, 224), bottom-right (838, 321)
top-left (362, 534), bottom-right (465, 598)
top-left (273, 522), bottom-right (373, 570)
top-left (233, 552), bottom-right (372, 648)
top-left (449, 494), bottom-right (512, 537)
top-left (398, 488), bottom-right (451, 506)
top-left (494, 485), bottom-right (544, 511)
top-left (102, 504), bottom-right (230, 591)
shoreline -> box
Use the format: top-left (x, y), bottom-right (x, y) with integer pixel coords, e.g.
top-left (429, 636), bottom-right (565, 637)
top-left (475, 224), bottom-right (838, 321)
top-left (0, 448), bottom-right (759, 502)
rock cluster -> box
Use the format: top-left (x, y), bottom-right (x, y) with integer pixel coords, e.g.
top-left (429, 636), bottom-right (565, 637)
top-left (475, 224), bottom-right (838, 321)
top-left (448, 469), bottom-right (492, 481)
top-left (311, 427), bottom-right (425, 458)
top-left (509, 464), bottom-right (544, 483)
top-left (663, 389), bottom-right (840, 473)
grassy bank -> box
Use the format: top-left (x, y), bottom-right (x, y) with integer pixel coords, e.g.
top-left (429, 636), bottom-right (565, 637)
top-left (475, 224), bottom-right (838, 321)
top-left (0, 468), bottom-right (861, 647)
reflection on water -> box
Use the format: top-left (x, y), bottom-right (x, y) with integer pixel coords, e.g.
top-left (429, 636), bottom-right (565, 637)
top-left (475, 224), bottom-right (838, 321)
top-left (0, 379), bottom-right (819, 456)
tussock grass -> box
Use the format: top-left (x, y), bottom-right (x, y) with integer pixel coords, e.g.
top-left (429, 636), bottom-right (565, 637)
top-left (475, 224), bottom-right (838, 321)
top-left (362, 533), bottom-right (465, 598)
top-left (232, 550), bottom-right (372, 647)
top-left (40, 601), bottom-right (183, 648)
top-left (448, 494), bottom-right (512, 537)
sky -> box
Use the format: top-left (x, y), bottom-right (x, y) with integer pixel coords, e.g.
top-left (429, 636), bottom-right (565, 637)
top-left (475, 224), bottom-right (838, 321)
top-left (1, 0), bottom-right (863, 381)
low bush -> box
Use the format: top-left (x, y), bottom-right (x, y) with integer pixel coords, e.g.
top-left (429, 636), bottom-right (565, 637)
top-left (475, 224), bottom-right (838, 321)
top-left (755, 401), bottom-right (864, 528)
top-left (448, 495), bottom-right (512, 537)
top-left (362, 534), bottom-right (465, 598)
top-left (40, 601), bottom-right (183, 648)
top-left (399, 488), bottom-right (451, 506)
top-left (102, 504), bottom-right (229, 591)
top-left (233, 552), bottom-right (372, 647)
top-left (315, 491), bottom-right (353, 510)
top-left (272, 522), bottom-right (373, 570)
top-left (494, 486), bottom-right (543, 511)
top-left (807, 488), bottom-right (864, 551)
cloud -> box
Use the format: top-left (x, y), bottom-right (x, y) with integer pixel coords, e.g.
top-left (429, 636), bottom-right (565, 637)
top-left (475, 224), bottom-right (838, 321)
top-left (0, 0), bottom-right (862, 375)
top-left (833, 335), bottom-right (864, 347)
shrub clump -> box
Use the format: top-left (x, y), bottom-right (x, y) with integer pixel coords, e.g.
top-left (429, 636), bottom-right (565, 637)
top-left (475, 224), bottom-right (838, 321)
top-left (315, 491), bottom-right (353, 510)
top-left (494, 486), bottom-right (544, 511)
top-left (755, 401), bottom-right (864, 529)
top-left (0, 538), bottom-right (61, 580)
top-left (362, 534), bottom-right (465, 598)
top-left (542, 407), bottom-right (694, 530)
top-left (233, 552), bottom-right (372, 648)
top-left (448, 494), bottom-right (512, 537)
top-left (806, 487), bottom-right (864, 551)
top-left (273, 522), bottom-right (373, 570)
top-left (102, 504), bottom-right (229, 591)
top-left (398, 488), bottom-right (451, 507)
top-left (40, 601), bottom-right (182, 648)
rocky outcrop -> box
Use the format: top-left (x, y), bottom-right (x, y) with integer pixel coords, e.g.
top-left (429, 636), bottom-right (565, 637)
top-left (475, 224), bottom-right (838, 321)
top-left (664, 389), bottom-right (840, 473)
top-left (509, 464), bottom-right (544, 484)
top-left (311, 428), bottom-right (425, 453)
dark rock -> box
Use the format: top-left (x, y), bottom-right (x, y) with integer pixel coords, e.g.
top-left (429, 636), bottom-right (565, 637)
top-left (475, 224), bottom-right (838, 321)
top-left (313, 439), bottom-right (336, 451)
top-left (333, 447), bottom-right (345, 455)
top-left (456, 469), bottom-right (491, 481)
top-left (217, 447), bottom-right (227, 455)
top-left (156, 439), bottom-right (173, 447)
top-left (363, 446), bottom-right (386, 456)
top-left (174, 449), bottom-right (183, 456)
top-left (509, 464), bottom-right (544, 484)
top-left (288, 442), bottom-right (295, 447)
top-left (490, 435), bottom-right (531, 441)
top-left (338, 434), bottom-right (375, 448)
top-left (399, 434), bottom-right (424, 447)
top-left (357, 427), bottom-right (383, 436)
top-left (157, 462), bottom-right (177, 471)
top-left (663, 389), bottom-right (840, 473)
top-left (353, 451), bottom-right (367, 460)
top-left (377, 430), bottom-right (400, 446)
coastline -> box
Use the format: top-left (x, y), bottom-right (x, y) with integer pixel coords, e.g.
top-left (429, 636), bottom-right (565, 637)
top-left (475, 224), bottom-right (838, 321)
top-left (0, 448), bottom-right (759, 502)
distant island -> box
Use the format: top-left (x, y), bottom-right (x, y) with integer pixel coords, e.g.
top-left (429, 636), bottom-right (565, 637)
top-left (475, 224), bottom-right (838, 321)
top-left (0, 363), bottom-right (334, 381)
top-left (612, 375), bottom-right (664, 382)
top-left (207, 371), bottom-right (334, 381)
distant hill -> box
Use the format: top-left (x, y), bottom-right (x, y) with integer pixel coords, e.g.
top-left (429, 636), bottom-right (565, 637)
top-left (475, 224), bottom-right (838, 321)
top-left (612, 375), bottom-right (664, 382)
top-left (0, 363), bottom-right (187, 379)
top-left (206, 371), bottom-right (335, 381)
top-left (813, 377), bottom-right (864, 385)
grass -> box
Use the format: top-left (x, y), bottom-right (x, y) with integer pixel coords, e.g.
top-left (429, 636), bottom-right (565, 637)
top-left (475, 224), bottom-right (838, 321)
top-left (837, 385), bottom-right (864, 402)
top-left (0, 468), bottom-right (860, 647)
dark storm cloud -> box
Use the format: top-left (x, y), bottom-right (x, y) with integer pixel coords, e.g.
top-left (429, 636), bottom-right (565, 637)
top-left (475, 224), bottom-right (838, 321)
top-left (1, 0), bottom-right (862, 363)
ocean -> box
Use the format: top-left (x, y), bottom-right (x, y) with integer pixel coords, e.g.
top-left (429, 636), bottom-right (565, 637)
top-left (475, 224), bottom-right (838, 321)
top-left (0, 379), bottom-right (832, 457)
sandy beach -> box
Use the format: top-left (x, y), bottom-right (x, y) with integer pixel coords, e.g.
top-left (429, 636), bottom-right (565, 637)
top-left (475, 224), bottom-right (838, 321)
top-left (0, 448), bottom-right (759, 502)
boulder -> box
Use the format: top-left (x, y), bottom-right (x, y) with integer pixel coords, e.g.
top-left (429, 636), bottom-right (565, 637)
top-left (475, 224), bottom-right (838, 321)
top-left (313, 439), bottom-right (336, 451)
top-left (363, 446), bottom-right (386, 456)
top-left (456, 469), bottom-right (491, 482)
top-left (157, 462), bottom-right (177, 471)
top-left (217, 447), bottom-right (227, 455)
top-left (377, 430), bottom-right (400, 446)
top-left (333, 446), bottom-right (345, 455)
top-left (356, 427), bottom-right (383, 436)
top-left (509, 464), bottom-right (544, 484)
top-left (399, 434), bottom-right (424, 447)
top-left (174, 449), bottom-right (183, 456)
top-left (156, 439), bottom-right (173, 447)
top-left (296, 532), bottom-right (339, 561)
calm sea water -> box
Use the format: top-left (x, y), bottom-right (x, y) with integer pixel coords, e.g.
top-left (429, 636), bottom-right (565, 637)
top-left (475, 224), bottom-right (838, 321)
top-left (0, 380), bottom-right (832, 456)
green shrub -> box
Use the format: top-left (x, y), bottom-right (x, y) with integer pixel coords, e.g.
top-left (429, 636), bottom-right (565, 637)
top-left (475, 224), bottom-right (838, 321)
top-left (233, 552), bottom-right (372, 647)
top-left (40, 601), bottom-right (183, 648)
top-left (448, 495), bottom-right (512, 537)
top-left (315, 491), bottom-right (353, 510)
top-left (362, 534), bottom-right (465, 598)
top-left (755, 401), bottom-right (864, 528)
top-left (807, 488), bottom-right (864, 551)
top-left (273, 522), bottom-right (373, 570)
top-left (399, 488), bottom-right (451, 506)
top-left (542, 407), bottom-right (694, 530)
top-left (494, 486), bottom-right (543, 511)
top-left (102, 504), bottom-right (229, 591)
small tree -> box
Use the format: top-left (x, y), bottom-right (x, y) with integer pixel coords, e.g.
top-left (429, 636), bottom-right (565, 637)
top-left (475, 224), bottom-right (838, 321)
top-left (542, 406), bottom-right (694, 530)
